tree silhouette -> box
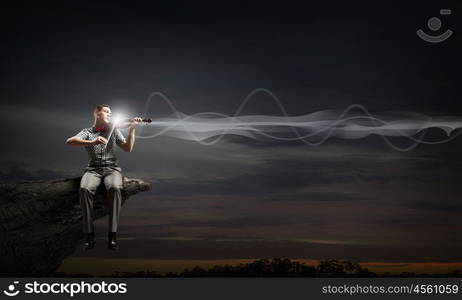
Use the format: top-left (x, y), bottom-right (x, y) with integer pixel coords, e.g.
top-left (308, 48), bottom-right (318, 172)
top-left (316, 259), bottom-right (374, 277)
top-left (54, 258), bottom-right (462, 277)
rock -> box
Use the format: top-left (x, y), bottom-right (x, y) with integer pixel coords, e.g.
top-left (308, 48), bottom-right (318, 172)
top-left (0, 177), bottom-right (150, 276)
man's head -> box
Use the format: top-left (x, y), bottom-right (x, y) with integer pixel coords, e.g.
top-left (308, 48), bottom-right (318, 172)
top-left (94, 104), bottom-right (112, 125)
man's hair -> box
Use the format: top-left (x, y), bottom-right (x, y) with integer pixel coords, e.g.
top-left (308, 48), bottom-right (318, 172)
top-left (95, 104), bottom-right (111, 111)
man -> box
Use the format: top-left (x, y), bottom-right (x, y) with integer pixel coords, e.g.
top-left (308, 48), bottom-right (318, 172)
top-left (65, 104), bottom-right (141, 250)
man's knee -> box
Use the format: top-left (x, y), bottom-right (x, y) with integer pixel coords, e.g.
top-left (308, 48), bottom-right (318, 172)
top-left (105, 177), bottom-right (124, 191)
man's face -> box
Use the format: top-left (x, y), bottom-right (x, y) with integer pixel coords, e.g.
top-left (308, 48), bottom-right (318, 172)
top-left (94, 107), bottom-right (112, 124)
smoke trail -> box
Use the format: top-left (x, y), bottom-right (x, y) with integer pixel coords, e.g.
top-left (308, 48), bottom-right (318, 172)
top-left (134, 88), bottom-right (462, 152)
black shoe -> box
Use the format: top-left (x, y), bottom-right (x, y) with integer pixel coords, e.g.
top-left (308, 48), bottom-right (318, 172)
top-left (84, 232), bottom-right (96, 250)
top-left (108, 232), bottom-right (119, 250)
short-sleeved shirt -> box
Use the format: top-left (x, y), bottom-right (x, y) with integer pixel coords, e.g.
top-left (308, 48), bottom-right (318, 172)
top-left (75, 126), bottom-right (127, 168)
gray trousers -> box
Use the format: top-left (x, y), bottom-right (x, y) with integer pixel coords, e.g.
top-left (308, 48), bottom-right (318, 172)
top-left (79, 167), bottom-right (123, 234)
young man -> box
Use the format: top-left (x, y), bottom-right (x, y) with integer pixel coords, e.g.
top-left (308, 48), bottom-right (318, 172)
top-left (65, 104), bottom-right (142, 250)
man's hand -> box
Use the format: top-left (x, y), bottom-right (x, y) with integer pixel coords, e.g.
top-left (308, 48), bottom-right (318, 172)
top-left (91, 136), bottom-right (108, 145)
top-left (129, 117), bottom-right (142, 130)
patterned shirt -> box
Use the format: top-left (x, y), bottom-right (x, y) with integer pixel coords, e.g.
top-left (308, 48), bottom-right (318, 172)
top-left (75, 126), bottom-right (127, 167)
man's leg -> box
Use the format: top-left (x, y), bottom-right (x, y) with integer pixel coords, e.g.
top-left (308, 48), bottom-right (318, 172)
top-left (103, 168), bottom-right (124, 233)
top-left (79, 169), bottom-right (102, 234)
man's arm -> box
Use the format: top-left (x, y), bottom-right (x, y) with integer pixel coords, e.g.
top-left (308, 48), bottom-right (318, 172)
top-left (118, 128), bottom-right (136, 152)
top-left (118, 118), bottom-right (142, 152)
top-left (65, 136), bottom-right (107, 146)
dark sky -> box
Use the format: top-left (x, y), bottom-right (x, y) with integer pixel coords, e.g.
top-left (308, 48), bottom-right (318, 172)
top-left (2, 0), bottom-right (462, 266)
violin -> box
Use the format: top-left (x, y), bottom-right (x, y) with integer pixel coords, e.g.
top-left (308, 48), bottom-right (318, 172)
top-left (112, 118), bottom-right (152, 128)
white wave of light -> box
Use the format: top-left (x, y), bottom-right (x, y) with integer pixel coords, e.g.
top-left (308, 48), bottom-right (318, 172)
top-left (134, 88), bottom-right (462, 152)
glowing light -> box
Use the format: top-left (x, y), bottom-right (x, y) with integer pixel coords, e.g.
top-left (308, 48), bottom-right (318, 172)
top-left (132, 88), bottom-right (462, 152)
top-left (112, 114), bottom-right (124, 126)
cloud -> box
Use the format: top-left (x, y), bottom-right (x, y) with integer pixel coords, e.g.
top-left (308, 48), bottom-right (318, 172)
top-left (404, 201), bottom-right (462, 213)
top-left (139, 151), bottom-right (462, 207)
top-left (263, 192), bottom-right (362, 202)
top-left (0, 163), bottom-right (65, 183)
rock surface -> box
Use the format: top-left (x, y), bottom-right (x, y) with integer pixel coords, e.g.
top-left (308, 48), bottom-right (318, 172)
top-left (0, 177), bottom-right (150, 276)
